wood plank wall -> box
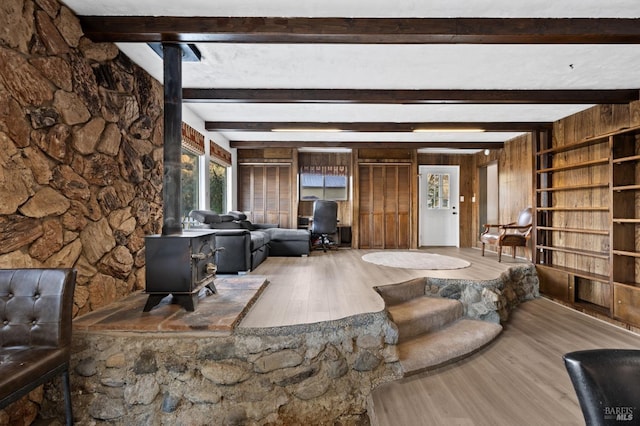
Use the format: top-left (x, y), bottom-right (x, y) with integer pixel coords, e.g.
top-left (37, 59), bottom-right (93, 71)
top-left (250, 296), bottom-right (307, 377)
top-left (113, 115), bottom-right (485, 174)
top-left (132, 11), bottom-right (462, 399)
top-left (353, 149), bottom-right (418, 249)
top-left (472, 134), bottom-right (533, 257)
top-left (235, 135), bottom-right (540, 252)
top-left (549, 103), bottom-right (634, 307)
top-left (237, 148), bottom-right (298, 228)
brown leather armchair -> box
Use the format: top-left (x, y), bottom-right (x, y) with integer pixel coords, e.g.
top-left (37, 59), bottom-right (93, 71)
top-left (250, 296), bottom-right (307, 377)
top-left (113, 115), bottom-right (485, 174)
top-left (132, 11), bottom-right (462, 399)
top-left (480, 207), bottom-right (533, 262)
top-left (0, 269), bottom-right (76, 426)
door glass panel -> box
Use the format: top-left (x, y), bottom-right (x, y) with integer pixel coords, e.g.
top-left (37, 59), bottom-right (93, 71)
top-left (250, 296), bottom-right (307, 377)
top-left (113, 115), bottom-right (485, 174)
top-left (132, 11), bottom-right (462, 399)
top-left (426, 173), bottom-right (450, 209)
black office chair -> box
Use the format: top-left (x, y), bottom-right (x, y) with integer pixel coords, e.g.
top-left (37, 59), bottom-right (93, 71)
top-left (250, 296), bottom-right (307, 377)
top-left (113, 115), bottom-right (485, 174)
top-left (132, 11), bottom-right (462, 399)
top-left (311, 200), bottom-right (338, 252)
top-left (563, 349), bottom-right (640, 426)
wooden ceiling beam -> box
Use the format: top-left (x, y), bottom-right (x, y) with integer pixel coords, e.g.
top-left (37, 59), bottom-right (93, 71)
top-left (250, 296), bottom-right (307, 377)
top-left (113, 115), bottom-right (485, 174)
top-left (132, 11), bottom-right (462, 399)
top-left (79, 17), bottom-right (640, 44)
top-left (230, 141), bottom-right (505, 149)
top-left (205, 121), bottom-right (550, 132)
top-left (183, 88), bottom-right (639, 105)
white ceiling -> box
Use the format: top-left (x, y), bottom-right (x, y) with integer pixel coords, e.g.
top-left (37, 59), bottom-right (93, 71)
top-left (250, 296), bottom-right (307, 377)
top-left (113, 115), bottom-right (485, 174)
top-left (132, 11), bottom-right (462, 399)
top-left (62, 1), bottom-right (640, 153)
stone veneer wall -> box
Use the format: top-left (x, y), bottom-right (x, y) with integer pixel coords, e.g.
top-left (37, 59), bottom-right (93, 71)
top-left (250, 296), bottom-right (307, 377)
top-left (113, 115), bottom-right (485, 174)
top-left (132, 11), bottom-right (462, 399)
top-left (375, 264), bottom-right (539, 324)
top-left (0, 0), bottom-right (163, 423)
top-left (56, 312), bottom-right (401, 425)
top-left (424, 264), bottom-right (539, 322)
top-left (0, 0), bottom-right (164, 312)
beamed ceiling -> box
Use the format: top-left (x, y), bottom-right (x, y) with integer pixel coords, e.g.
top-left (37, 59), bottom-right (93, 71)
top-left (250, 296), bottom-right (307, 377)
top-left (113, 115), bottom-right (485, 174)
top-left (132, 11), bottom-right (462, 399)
top-left (63, 1), bottom-right (640, 153)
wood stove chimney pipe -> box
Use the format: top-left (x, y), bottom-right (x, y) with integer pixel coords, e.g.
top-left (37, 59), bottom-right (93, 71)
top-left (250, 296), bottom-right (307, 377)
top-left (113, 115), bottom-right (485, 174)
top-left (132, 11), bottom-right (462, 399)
top-left (162, 43), bottom-right (183, 235)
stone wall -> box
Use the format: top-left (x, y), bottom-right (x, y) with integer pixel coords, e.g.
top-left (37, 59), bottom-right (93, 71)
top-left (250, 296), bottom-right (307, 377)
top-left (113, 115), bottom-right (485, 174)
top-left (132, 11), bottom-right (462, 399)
top-left (0, 1), bottom-right (163, 422)
top-left (376, 264), bottom-right (539, 324)
top-left (53, 312), bottom-right (401, 425)
top-left (424, 264), bottom-right (539, 323)
top-left (0, 0), bottom-right (164, 312)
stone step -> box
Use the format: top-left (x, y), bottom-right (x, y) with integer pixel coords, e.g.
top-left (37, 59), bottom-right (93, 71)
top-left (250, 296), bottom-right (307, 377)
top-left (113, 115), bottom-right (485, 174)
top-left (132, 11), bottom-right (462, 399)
top-left (388, 296), bottom-right (463, 343)
top-left (375, 278), bottom-right (426, 306)
top-left (397, 319), bottom-right (502, 376)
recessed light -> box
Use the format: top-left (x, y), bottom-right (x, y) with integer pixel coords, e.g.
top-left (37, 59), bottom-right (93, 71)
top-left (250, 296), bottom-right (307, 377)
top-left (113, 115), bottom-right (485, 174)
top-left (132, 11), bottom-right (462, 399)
top-left (271, 128), bottom-right (343, 132)
top-left (412, 128), bottom-right (486, 133)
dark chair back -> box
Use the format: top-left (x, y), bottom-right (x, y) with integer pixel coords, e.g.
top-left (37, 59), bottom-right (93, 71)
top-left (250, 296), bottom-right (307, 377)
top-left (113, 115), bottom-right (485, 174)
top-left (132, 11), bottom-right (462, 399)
top-left (0, 269), bottom-right (76, 349)
top-left (311, 200), bottom-right (338, 235)
top-left (563, 349), bottom-right (640, 426)
top-left (0, 268), bottom-right (76, 425)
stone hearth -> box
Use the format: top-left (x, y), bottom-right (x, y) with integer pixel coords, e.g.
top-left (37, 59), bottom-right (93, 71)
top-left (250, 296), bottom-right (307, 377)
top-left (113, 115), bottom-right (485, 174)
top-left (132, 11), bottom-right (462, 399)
top-left (57, 276), bottom-right (401, 425)
top-left (73, 276), bottom-right (269, 333)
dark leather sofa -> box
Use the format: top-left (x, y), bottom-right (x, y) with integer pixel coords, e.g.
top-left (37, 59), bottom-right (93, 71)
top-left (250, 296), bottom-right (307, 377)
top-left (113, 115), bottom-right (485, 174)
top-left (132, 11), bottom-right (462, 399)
top-left (189, 210), bottom-right (310, 274)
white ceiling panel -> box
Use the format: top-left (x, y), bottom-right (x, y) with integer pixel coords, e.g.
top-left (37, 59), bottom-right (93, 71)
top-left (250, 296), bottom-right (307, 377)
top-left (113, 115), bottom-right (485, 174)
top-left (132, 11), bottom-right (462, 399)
top-left (62, 1), bottom-right (640, 148)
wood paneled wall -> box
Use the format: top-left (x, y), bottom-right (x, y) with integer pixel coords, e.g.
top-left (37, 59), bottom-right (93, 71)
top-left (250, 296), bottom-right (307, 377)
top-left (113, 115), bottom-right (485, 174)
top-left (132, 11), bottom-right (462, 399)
top-left (237, 148), bottom-right (298, 228)
top-left (554, 104), bottom-right (633, 144)
top-left (471, 135), bottom-right (533, 258)
top-left (358, 164), bottom-right (411, 249)
top-left (546, 103), bottom-right (636, 307)
top-left (235, 139), bottom-right (535, 252)
top-left (353, 149), bottom-right (418, 249)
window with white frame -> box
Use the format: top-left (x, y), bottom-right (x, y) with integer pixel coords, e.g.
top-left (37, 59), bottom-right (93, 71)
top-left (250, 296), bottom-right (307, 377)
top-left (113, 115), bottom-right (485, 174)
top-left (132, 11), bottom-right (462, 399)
top-left (209, 160), bottom-right (227, 214)
top-left (300, 165), bottom-right (348, 201)
top-left (181, 148), bottom-right (200, 223)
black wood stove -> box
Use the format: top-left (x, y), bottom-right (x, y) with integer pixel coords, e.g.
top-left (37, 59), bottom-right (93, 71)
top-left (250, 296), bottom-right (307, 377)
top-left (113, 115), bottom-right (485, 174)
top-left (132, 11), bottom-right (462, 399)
top-left (143, 44), bottom-right (219, 312)
top-left (143, 230), bottom-right (218, 312)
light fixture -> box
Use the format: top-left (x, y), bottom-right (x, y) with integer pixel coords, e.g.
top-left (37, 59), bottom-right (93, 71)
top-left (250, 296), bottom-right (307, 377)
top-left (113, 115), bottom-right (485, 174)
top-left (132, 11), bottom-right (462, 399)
top-left (412, 128), bottom-right (486, 133)
top-left (271, 128), bottom-right (343, 132)
top-left (484, 149), bottom-right (491, 156)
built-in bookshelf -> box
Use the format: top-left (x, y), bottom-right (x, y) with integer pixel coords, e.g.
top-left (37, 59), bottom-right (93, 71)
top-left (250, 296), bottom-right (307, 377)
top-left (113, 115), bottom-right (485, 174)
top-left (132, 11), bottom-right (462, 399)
top-left (611, 130), bottom-right (640, 326)
top-left (535, 127), bottom-right (640, 327)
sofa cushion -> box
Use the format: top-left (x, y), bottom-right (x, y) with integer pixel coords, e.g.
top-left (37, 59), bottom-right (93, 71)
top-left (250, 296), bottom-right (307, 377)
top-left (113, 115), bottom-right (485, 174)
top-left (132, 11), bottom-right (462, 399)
top-left (267, 228), bottom-right (310, 242)
top-left (228, 211), bottom-right (248, 221)
top-left (189, 210), bottom-right (221, 224)
top-left (219, 214), bottom-right (235, 222)
top-left (238, 220), bottom-right (256, 231)
top-left (250, 231), bottom-right (269, 251)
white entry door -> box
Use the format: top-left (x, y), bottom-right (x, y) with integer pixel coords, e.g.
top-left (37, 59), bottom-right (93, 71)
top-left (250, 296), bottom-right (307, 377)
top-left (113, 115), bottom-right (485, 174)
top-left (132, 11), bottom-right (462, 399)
top-left (419, 165), bottom-right (460, 247)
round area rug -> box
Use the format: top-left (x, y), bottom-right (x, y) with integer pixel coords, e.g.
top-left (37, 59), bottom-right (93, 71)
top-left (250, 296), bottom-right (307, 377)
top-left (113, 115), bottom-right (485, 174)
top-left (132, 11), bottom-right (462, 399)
top-left (361, 251), bottom-right (471, 270)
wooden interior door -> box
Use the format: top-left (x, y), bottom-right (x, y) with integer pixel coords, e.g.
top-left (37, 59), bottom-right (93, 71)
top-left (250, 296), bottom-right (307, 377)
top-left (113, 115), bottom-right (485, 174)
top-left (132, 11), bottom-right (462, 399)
top-left (358, 164), bottom-right (411, 249)
top-left (239, 164), bottom-right (292, 227)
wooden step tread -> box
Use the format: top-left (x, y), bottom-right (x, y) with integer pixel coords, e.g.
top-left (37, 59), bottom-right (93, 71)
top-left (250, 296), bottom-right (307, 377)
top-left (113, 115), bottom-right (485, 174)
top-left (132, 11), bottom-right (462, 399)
top-left (398, 319), bottom-right (502, 376)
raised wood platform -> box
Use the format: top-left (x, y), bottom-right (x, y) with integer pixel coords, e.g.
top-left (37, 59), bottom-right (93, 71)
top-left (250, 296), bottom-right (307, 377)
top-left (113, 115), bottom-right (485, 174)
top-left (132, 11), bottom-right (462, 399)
top-left (240, 248), bottom-right (526, 328)
top-left (73, 276), bottom-right (268, 333)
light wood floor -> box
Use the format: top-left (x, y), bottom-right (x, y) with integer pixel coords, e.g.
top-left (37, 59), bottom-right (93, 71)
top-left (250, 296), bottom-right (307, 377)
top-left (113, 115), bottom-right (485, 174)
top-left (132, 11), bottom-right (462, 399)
top-left (239, 248), bottom-right (640, 424)
top-left (240, 247), bottom-right (526, 328)
top-left (370, 297), bottom-right (640, 426)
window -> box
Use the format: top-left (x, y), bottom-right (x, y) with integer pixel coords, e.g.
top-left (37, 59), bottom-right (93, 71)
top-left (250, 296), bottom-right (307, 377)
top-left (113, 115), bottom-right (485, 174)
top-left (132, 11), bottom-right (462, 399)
top-left (300, 166), bottom-right (348, 201)
top-left (426, 173), bottom-right (450, 209)
top-left (209, 161), bottom-right (227, 214)
top-left (181, 148), bottom-right (199, 223)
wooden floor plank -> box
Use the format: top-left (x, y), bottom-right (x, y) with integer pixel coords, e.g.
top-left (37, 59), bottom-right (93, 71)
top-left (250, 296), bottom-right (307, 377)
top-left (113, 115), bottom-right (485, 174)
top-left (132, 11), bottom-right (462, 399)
top-left (240, 248), bottom-right (523, 328)
top-left (370, 298), bottom-right (640, 426)
top-left (237, 248), bottom-right (640, 424)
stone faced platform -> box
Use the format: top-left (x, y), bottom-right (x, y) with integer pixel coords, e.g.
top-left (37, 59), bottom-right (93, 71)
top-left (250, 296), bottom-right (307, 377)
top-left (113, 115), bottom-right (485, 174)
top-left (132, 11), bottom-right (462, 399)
top-left (73, 276), bottom-right (269, 333)
top-left (63, 275), bottom-right (399, 425)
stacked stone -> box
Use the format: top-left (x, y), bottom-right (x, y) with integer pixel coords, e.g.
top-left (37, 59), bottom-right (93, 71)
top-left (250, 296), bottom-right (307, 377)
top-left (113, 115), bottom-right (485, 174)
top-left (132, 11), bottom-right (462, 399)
top-left (62, 312), bottom-right (402, 425)
top-left (424, 264), bottom-right (540, 322)
top-left (0, 0), bottom-right (164, 320)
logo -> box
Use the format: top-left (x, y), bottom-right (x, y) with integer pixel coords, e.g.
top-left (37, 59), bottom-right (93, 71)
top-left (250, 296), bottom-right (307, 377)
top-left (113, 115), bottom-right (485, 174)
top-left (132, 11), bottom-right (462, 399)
top-left (604, 407), bottom-right (634, 422)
